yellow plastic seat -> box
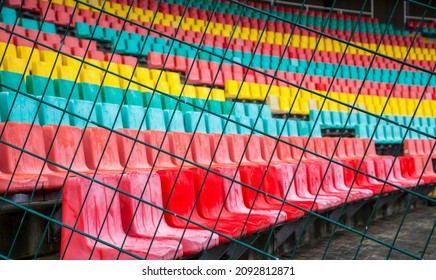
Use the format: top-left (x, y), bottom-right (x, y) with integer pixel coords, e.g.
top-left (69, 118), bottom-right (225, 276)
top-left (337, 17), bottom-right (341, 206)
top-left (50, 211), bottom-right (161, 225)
top-left (196, 86), bottom-right (210, 99)
top-left (169, 83), bottom-right (182, 96)
top-left (57, 65), bottom-right (80, 81)
top-left (249, 83), bottom-right (262, 101)
top-left (17, 46), bottom-right (40, 71)
top-left (182, 85), bottom-right (196, 98)
top-left (165, 71), bottom-right (181, 85)
top-left (32, 61), bottom-right (57, 79)
top-left (225, 80), bottom-right (239, 99)
top-left (211, 88), bottom-right (225, 101)
top-left (0, 42), bottom-right (17, 62)
top-left (79, 68), bottom-right (102, 85)
top-left (3, 57), bottom-right (29, 76)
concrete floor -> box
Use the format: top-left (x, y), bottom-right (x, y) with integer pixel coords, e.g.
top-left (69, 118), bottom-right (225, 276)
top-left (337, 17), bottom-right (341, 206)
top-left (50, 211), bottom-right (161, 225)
top-left (290, 205), bottom-right (436, 260)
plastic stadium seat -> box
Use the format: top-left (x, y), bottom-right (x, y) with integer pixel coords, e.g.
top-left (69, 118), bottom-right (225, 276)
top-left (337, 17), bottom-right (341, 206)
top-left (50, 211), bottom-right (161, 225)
top-left (95, 103), bottom-right (123, 129)
top-left (118, 172), bottom-right (219, 255)
top-left (0, 122), bottom-right (70, 190)
top-left (66, 99), bottom-right (98, 128)
top-left (114, 128), bottom-right (152, 172)
top-left (0, 91), bottom-right (39, 123)
top-left (158, 168), bottom-right (247, 243)
top-left (82, 127), bottom-right (124, 172)
top-left (61, 174), bottom-right (182, 259)
top-left (121, 105), bottom-right (146, 130)
top-left (39, 96), bottom-right (70, 126)
top-left (238, 164), bottom-right (306, 221)
top-left (43, 124), bottom-right (91, 175)
top-left (142, 130), bottom-right (177, 169)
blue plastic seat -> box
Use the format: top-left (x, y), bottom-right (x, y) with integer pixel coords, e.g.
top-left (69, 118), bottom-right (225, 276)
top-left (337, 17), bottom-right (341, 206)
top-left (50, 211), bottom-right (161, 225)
top-left (39, 96), bottom-right (69, 125)
top-left (95, 102), bottom-right (123, 129)
top-left (0, 91), bottom-right (39, 123)
top-left (164, 109), bottom-right (185, 132)
top-left (145, 108), bottom-right (166, 131)
top-left (121, 105), bottom-right (146, 130)
top-left (67, 99), bottom-right (98, 128)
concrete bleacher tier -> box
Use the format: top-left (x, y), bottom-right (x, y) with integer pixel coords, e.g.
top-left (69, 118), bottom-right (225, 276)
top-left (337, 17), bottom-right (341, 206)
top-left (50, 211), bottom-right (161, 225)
top-left (0, 0), bottom-right (435, 259)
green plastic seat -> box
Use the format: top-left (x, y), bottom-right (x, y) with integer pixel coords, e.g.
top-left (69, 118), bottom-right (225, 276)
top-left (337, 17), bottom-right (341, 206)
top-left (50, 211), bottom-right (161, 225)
top-left (121, 105), bottom-right (145, 130)
top-left (206, 99), bottom-right (223, 115)
top-left (164, 109), bottom-right (185, 132)
top-left (26, 75), bottom-right (56, 97)
top-left (125, 89), bottom-right (145, 106)
top-left (67, 99), bottom-right (97, 128)
top-left (144, 92), bottom-right (162, 109)
top-left (78, 83), bottom-right (102, 102)
top-left (54, 79), bottom-right (80, 100)
top-left (184, 111), bottom-right (207, 133)
top-left (39, 96), bottom-right (69, 125)
top-left (0, 71), bottom-right (26, 94)
top-left (161, 93), bottom-right (178, 110)
top-left (0, 91), bottom-right (39, 123)
top-left (145, 108), bottom-right (165, 131)
top-left (178, 96), bottom-right (196, 113)
top-left (204, 113), bottom-right (223, 134)
top-left (95, 102), bottom-right (123, 129)
top-left (101, 86), bottom-right (124, 105)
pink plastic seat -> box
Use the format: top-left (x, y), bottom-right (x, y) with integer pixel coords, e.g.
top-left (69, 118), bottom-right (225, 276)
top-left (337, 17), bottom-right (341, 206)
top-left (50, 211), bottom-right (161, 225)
top-left (61, 174), bottom-right (182, 259)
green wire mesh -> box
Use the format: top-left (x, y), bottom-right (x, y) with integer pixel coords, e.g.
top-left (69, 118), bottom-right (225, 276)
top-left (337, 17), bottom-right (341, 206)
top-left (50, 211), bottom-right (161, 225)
top-left (0, 0), bottom-right (435, 260)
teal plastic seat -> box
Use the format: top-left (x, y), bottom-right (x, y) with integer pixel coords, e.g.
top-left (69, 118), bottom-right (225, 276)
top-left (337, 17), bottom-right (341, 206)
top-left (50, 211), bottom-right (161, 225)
top-left (101, 86), bottom-right (124, 105)
top-left (95, 103), bottom-right (123, 129)
top-left (222, 115), bottom-right (238, 134)
top-left (193, 98), bottom-right (206, 112)
top-left (144, 92), bottom-right (162, 109)
top-left (78, 83), bottom-right (102, 102)
top-left (75, 22), bottom-right (91, 38)
top-left (235, 116), bottom-right (252, 135)
top-left (259, 105), bottom-right (272, 119)
top-left (0, 91), bottom-right (39, 123)
top-left (311, 121), bottom-right (322, 137)
top-left (262, 118), bottom-right (277, 136)
top-left (67, 99), bottom-right (97, 128)
top-left (204, 113), bottom-right (223, 134)
top-left (286, 119), bottom-right (299, 136)
top-left (161, 94), bottom-right (178, 110)
top-left (26, 75), bottom-right (55, 97)
top-left (89, 25), bottom-right (105, 41)
top-left (20, 18), bottom-right (39, 30)
top-left (206, 100), bottom-right (223, 115)
top-left (125, 89), bottom-right (145, 106)
top-left (244, 103), bottom-right (259, 117)
top-left (40, 21), bottom-right (57, 34)
top-left (184, 111), bottom-right (207, 133)
top-left (164, 109), bottom-right (185, 132)
top-left (178, 96), bottom-right (196, 113)
top-left (297, 121), bottom-right (311, 136)
top-left (222, 101), bottom-right (245, 117)
top-left (275, 119), bottom-right (289, 136)
top-left (250, 117), bottom-right (264, 135)
top-left (39, 96), bottom-right (69, 125)
top-left (54, 79), bottom-right (80, 100)
top-left (0, 71), bottom-right (26, 94)
top-left (0, 7), bottom-right (17, 25)
top-left (145, 108), bottom-right (165, 131)
top-left (121, 105), bottom-right (146, 130)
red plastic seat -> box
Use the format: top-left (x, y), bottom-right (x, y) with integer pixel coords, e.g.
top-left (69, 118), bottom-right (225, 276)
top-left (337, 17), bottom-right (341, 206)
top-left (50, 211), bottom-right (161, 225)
top-left (43, 124), bottom-right (91, 175)
top-left (0, 122), bottom-right (67, 190)
top-left (142, 130), bottom-right (176, 169)
top-left (158, 168), bottom-right (243, 243)
top-left (238, 165), bottom-right (306, 221)
top-left (82, 127), bottom-right (123, 172)
top-left (166, 132), bottom-right (195, 167)
top-left (61, 174), bottom-right (182, 259)
top-left (118, 172), bottom-right (219, 255)
top-left (116, 128), bottom-right (151, 171)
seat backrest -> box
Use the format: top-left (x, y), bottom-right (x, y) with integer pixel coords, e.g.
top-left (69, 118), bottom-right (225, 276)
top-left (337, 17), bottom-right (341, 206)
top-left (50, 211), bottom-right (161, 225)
top-left (142, 130), bottom-right (176, 169)
top-left (83, 127), bottom-right (123, 171)
top-left (116, 128), bottom-right (151, 170)
top-left (0, 122), bottom-right (46, 174)
top-left (43, 124), bottom-right (90, 173)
